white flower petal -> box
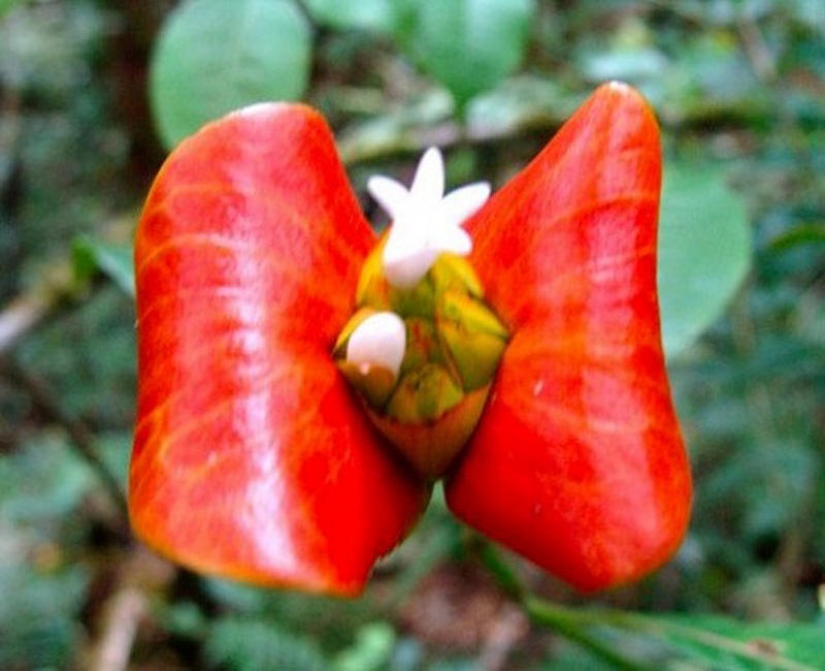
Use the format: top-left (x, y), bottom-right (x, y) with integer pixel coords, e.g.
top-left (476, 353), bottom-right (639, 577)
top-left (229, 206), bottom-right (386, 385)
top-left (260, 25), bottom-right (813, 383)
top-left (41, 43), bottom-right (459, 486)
top-left (367, 176), bottom-right (410, 221)
top-left (432, 225), bottom-right (472, 256)
top-left (383, 230), bottom-right (440, 288)
top-left (441, 182), bottom-right (491, 227)
top-left (367, 147), bottom-right (488, 288)
top-left (384, 250), bottom-right (441, 289)
top-left (346, 312), bottom-right (406, 378)
top-left (409, 147), bottom-right (444, 202)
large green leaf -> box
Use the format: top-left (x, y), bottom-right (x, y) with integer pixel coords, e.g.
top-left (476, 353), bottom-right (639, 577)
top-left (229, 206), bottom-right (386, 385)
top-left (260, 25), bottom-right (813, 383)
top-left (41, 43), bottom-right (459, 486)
top-left (149, 0), bottom-right (311, 149)
top-left (528, 599), bottom-right (824, 669)
top-left (658, 614), bottom-right (825, 669)
top-left (391, 0), bottom-right (535, 111)
top-left (658, 161), bottom-right (751, 357)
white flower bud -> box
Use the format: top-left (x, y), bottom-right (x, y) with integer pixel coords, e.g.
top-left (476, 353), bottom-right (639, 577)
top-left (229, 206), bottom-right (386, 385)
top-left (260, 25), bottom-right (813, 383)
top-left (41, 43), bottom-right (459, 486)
top-left (345, 311), bottom-right (406, 379)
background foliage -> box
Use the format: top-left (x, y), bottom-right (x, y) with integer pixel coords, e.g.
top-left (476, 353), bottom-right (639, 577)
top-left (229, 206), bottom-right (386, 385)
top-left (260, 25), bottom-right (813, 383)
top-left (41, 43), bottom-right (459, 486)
top-left (1, 0), bottom-right (824, 669)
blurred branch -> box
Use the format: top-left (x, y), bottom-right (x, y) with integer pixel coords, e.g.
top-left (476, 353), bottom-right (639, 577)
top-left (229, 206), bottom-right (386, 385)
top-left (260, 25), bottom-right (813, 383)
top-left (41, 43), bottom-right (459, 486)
top-left (0, 214), bottom-right (134, 355)
top-left (340, 123), bottom-right (462, 165)
top-left (337, 105), bottom-right (771, 166)
top-left (87, 545), bottom-right (177, 671)
top-left (338, 115), bottom-right (550, 165)
top-left (91, 586), bottom-right (147, 671)
top-left (0, 261), bottom-right (78, 355)
top-left (737, 13), bottom-right (778, 83)
top-left (0, 290), bottom-right (53, 354)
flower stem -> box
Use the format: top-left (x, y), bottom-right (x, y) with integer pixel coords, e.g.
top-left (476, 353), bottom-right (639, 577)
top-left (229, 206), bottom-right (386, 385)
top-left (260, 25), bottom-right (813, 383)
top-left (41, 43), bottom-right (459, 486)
top-left (523, 595), bottom-right (819, 671)
top-left (523, 596), bottom-right (649, 670)
top-left (479, 543), bottom-right (817, 670)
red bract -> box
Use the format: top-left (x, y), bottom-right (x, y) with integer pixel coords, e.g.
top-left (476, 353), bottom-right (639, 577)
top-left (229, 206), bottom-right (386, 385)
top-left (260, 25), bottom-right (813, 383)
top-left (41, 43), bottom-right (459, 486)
top-left (131, 106), bottom-right (428, 595)
top-left (450, 84), bottom-right (692, 590)
top-left (130, 82), bottom-right (692, 596)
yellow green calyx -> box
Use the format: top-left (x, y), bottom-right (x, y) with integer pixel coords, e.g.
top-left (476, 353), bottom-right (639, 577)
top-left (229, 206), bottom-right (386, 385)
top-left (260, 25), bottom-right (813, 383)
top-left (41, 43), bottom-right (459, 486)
top-left (334, 237), bottom-right (510, 478)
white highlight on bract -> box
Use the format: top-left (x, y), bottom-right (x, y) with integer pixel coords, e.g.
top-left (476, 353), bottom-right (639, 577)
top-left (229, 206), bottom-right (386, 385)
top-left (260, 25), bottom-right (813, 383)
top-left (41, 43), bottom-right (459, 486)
top-left (368, 147), bottom-right (491, 288)
top-left (345, 312), bottom-right (406, 379)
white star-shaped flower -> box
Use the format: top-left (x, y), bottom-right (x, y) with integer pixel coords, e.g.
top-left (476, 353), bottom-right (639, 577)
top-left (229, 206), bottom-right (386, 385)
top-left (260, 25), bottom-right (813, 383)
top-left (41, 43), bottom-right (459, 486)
top-left (368, 147), bottom-right (491, 288)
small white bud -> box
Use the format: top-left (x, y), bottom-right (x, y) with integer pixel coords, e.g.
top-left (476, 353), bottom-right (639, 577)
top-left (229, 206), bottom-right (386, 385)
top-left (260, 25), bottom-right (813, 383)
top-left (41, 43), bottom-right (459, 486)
top-left (345, 312), bottom-right (406, 379)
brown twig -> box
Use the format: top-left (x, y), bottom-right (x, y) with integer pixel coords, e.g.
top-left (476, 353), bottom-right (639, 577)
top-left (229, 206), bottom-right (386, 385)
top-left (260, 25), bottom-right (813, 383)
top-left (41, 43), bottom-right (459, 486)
top-left (737, 12), bottom-right (778, 83)
top-left (0, 291), bottom-right (55, 355)
top-left (337, 111), bottom-right (561, 166)
top-left (0, 260), bottom-right (79, 355)
top-left (86, 545), bottom-right (178, 671)
top-left (91, 586), bottom-right (148, 671)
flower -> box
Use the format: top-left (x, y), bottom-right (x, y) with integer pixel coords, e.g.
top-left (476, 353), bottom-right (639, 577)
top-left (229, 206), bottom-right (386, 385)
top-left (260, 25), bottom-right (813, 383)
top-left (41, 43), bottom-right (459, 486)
top-left (342, 147), bottom-right (488, 383)
top-left (130, 81), bottom-right (692, 597)
top-left (338, 147), bottom-right (507, 479)
top-left (368, 146), bottom-right (490, 288)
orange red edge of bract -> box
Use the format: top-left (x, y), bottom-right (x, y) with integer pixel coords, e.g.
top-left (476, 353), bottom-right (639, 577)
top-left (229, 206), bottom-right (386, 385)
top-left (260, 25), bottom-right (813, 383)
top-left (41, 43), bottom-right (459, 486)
top-left (129, 82), bottom-right (692, 597)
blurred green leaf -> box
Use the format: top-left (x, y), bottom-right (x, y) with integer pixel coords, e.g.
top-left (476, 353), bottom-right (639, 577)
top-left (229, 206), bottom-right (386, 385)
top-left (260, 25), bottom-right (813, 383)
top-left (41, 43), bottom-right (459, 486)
top-left (0, 0), bottom-right (26, 17)
top-left (305, 0), bottom-right (393, 32)
top-left (659, 161), bottom-right (751, 357)
top-left (541, 644), bottom-right (618, 671)
top-left (205, 616), bottom-right (329, 671)
top-left (15, 286), bottom-right (137, 425)
top-left (94, 430), bottom-right (132, 491)
top-left (391, 0), bottom-right (535, 110)
top-left (0, 564), bottom-right (88, 669)
top-left (149, 0), bottom-right (311, 149)
top-left (201, 576), bottom-right (377, 651)
top-left (699, 437), bottom-right (819, 544)
top-left (581, 47), bottom-right (668, 84)
top-left (202, 577), bottom-right (273, 614)
top-left (466, 76), bottom-right (572, 134)
top-left (770, 223), bottom-right (825, 251)
top-left (334, 622), bottom-right (396, 671)
top-left (0, 433), bottom-right (93, 525)
top-left (0, 436), bottom-right (92, 668)
top-left (72, 236), bottom-right (134, 297)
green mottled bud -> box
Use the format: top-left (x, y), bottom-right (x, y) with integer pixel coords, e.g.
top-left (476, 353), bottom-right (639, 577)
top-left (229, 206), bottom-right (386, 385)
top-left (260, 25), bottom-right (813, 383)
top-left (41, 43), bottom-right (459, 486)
top-left (400, 318), bottom-right (442, 375)
top-left (387, 364), bottom-right (464, 423)
top-left (335, 234), bottom-right (509, 478)
top-left (337, 360), bottom-right (397, 410)
top-left (430, 253), bottom-right (484, 298)
top-left (436, 290), bottom-right (509, 391)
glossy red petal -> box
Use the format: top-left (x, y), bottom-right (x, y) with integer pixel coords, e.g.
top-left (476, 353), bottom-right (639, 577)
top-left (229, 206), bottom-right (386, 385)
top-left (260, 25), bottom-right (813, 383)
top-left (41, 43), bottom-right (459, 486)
top-left (130, 104), bottom-right (429, 596)
top-left (446, 83), bottom-right (692, 591)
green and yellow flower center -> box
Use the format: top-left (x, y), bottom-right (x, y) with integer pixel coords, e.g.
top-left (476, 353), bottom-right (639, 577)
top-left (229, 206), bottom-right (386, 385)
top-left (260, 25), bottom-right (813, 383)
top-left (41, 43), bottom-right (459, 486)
top-left (333, 148), bottom-right (509, 478)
